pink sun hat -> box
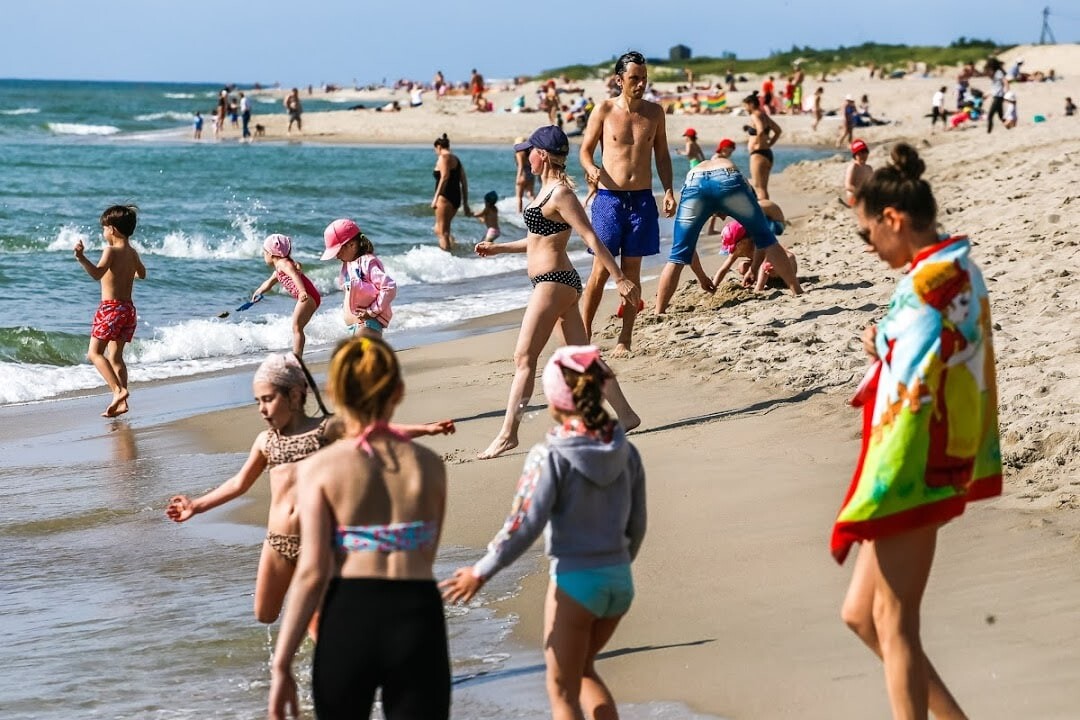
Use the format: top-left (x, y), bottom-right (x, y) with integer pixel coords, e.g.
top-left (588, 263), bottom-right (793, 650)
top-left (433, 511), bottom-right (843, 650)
top-left (542, 345), bottom-right (606, 412)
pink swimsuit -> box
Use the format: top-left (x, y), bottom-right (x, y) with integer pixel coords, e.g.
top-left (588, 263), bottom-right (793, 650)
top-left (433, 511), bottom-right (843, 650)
top-left (276, 268), bottom-right (322, 308)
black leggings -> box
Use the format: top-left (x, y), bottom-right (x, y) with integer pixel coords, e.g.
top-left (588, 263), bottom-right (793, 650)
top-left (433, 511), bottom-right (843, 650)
top-left (987, 96), bottom-right (1005, 133)
top-left (313, 578), bottom-right (450, 719)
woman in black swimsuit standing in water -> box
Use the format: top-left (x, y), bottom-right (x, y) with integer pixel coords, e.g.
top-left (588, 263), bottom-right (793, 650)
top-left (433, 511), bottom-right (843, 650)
top-left (473, 125), bottom-right (640, 459)
top-left (431, 133), bottom-right (470, 251)
top-left (743, 91), bottom-right (782, 200)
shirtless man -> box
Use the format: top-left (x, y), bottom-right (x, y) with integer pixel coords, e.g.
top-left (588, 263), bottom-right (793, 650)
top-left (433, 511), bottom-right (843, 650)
top-left (843, 139), bottom-right (873, 207)
top-left (284, 88), bottom-right (303, 134)
top-left (580, 50), bottom-right (676, 356)
top-left (791, 62), bottom-right (805, 114)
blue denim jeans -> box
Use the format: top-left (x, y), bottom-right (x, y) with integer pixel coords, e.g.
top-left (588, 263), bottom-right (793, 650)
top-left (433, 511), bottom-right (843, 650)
top-left (669, 168), bottom-right (777, 265)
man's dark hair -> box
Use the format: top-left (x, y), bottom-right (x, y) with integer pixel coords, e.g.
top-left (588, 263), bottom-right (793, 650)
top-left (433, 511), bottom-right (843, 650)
top-left (614, 51), bottom-right (646, 76)
top-left (100, 205), bottom-right (138, 238)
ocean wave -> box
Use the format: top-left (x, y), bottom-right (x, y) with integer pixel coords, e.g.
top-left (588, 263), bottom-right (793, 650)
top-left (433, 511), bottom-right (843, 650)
top-left (389, 287), bottom-right (531, 330)
top-left (163, 92), bottom-right (196, 99)
top-left (134, 111), bottom-right (192, 122)
top-left (385, 245), bottom-right (527, 287)
top-left (45, 225), bottom-right (90, 253)
top-left (47, 122), bottom-right (120, 136)
top-left (0, 326), bottom-right (87, 366)
top-left (1, 107), bottom-right (40, 115)
top-left (143, 230), bottom-right (263, 260)
top-left (0, 281), bottom-right (533, 404)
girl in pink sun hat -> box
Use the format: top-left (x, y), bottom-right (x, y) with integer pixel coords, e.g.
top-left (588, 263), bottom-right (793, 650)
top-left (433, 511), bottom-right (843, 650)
top-left (253, 233), bottom-right (321, 359)
top-left (322, 218), bottom-right (397, 336)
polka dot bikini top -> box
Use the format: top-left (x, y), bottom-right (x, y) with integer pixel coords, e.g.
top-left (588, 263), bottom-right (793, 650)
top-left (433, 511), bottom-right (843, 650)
top-left (523, 187), bottom-right (572, 236)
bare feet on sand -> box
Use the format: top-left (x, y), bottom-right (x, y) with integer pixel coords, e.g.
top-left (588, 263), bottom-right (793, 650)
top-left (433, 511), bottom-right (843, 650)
top-left (478, 435), bottom-right (518, 460)
top-left (610, 343), bottom-right (632, 358)
top-left (103, 389), bottom-right (129, 418)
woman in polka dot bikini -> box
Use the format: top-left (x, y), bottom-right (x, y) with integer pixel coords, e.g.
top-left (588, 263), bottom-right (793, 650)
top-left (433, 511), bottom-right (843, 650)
top-left (474, 125), bottom-right (641, 460)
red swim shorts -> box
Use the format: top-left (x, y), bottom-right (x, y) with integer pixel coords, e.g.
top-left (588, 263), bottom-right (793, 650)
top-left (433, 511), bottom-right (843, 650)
top-left (91, 300), bottom-right (138, 343)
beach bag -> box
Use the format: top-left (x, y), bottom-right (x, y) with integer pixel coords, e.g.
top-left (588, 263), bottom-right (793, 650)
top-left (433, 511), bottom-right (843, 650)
top-left (343, 264), bottom-right (379, 315)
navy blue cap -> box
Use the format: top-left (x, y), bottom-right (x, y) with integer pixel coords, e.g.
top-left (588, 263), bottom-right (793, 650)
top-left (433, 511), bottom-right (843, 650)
top-left (513, 125), bottom-right (570, 155)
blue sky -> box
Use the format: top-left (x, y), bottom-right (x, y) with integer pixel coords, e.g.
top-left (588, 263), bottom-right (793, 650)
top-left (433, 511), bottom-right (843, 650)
top-left (0, 1), bottom-right (1072, 85)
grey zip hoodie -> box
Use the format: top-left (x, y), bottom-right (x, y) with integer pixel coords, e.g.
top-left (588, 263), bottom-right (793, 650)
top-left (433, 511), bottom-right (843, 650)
top-left (473, 421), bottom-right (646, 580)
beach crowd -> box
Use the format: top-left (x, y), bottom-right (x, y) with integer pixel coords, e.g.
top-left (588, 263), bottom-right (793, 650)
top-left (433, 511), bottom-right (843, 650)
top-left (67, 47), bottom-right (1053, 719)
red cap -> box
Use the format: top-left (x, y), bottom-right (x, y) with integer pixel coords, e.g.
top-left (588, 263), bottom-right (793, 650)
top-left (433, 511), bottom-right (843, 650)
top-left (717, 138), bottom-right (736, 152)
top-left (683, 128), bottom-right (697, 138)
top-left (850, 139), bottom-right (868, 156)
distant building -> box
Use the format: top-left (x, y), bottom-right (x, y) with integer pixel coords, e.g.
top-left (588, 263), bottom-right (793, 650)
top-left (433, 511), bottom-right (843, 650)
top-left (670, 44), bottom-right (692, 62)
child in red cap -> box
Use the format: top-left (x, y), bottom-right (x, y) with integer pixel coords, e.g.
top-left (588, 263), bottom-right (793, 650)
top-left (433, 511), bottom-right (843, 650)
top-left (843, 139), bottom-right (873, 207)
top-left (676, 127), bottom-right (706, 168)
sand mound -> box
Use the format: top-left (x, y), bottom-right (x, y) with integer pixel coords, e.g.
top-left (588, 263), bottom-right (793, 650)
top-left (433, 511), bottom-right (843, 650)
top-left (624, 118), bottom-right (1080, 511)
top-left (998, 43), bottom-right (1080, 77)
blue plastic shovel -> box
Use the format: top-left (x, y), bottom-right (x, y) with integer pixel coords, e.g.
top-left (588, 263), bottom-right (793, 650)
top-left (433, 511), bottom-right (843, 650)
top-left (217, 294), bottom-right (263, 318)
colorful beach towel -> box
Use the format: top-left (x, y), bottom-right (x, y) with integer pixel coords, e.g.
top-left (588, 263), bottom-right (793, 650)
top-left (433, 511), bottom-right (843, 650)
top-left (703, 92), bottom-right (727, 111)
top-left (831, 236), bottom-right (1002, 563)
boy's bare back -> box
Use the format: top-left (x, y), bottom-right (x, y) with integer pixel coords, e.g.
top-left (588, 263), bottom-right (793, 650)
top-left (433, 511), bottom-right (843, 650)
top-left (75, 233), bottom-right (146, 302)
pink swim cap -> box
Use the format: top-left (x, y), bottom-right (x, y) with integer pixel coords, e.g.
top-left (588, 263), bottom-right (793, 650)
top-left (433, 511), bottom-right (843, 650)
top-left (541, 345), bottom-right (604, 412)
top-left (263, 233), bottom-right (292, 258)
top-left (720, 220), bottom-right (746, 254)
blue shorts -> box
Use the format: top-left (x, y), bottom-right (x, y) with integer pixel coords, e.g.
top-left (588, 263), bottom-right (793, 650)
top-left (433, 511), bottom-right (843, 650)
top-left (669, 168), bottom-right (778, 265)
top-left (553, 563), bottom-right (634, 618)
top-left (591, 189), bottom-right (660, 258)
top-left (348, 318), bottom-right (385, 335)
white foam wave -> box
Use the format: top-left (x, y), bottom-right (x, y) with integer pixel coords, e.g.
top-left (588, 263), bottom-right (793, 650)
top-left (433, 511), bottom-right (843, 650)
top-left (0, 363), bottom-right (105, 404)
top-left (389, 287), bottom-right (531, 331)
top-left (134, 111), bottom-right (192, 122)
top-left (0, 280), bottom-right (535, 405)
top-left (144, 230), bottom-right (263, 260)
top-left (255, 97), bottom-right (281, 104)
top-left (1, 107), bottom-right (40, 115)
top-left (46, 225), bottom-right (90, 252)
top-left (47, 122), bottom-right (120, 136)
top-left (385, 245), bottom-right (527, 287)
top-left (164, 92), bottom-right (196, 99)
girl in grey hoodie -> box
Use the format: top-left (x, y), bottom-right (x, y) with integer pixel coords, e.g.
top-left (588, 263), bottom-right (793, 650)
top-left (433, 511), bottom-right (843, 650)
top-left (442, 345), bottom-right (646, 718)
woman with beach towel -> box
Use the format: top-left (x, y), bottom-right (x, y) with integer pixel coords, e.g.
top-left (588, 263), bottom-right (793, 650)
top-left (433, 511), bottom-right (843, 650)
top-left (269, 336), bottom-right (451, 720)
top-left (442, 345), bottom-right (646, 720)
top-left (833, 143), bottom-right (1002, 719)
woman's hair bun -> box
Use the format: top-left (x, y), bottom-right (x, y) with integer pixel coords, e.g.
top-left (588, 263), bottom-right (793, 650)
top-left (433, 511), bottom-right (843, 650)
top-left (889, 143), bottom-right (926, 182)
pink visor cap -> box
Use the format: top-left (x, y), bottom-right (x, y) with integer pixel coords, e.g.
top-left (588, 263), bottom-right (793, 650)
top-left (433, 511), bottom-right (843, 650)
top-left (263, 233), bottom-right (292, 258)
top-left (322, 218), bottom-right (361, 260)
top-left (542, 345), bottom-right (606, 412)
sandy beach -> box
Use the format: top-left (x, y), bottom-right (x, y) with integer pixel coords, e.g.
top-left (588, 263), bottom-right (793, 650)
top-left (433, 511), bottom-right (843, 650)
top-left (6, 43), bottom-right (1080, 718)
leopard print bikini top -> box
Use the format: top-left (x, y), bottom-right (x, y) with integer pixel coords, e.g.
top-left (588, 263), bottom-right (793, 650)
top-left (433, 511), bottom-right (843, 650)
top-left (265, 417), bottom-right (332, 467)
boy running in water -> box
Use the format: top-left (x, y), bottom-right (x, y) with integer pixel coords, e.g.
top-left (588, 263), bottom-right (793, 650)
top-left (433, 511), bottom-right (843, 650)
top-left (74, 205), bottom-right (146, 417)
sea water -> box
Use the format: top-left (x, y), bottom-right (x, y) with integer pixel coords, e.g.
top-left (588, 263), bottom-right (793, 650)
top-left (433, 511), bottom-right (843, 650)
top-left (0, 78), bottom-right (832, 406)
top-left (0, 78), bottom-right (822, 718)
